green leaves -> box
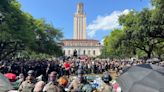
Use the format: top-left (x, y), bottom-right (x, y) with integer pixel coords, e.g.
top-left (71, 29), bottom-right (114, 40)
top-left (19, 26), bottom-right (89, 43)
top-left (0, 0), bottom-right (63, 60)
top-left (102, 0), bottom-right (164, 59)
top-left (101, 29), bottom-right (131, 59)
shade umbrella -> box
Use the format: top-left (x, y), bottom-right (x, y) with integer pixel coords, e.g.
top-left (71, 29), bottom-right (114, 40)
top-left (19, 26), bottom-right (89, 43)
top-left (117, 64), bottom-right (164, 92)
top-left (4, 73), bottom-right (16, 81)
top-left (0, 73), bottom-right (13, 92)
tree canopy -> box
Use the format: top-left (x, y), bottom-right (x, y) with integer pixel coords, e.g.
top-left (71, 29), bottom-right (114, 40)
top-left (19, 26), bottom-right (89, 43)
top-left (101, 0), bottom-right (164, 59)
top-left (0, 0), bottom-right (63, 60)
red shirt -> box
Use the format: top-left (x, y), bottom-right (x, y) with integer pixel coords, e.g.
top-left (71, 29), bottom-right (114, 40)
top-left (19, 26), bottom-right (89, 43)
top-left (64, 63), bottom-right (70, 70)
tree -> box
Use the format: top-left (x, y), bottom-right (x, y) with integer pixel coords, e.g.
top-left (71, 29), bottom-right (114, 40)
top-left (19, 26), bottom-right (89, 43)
top-left (0, 0), bottom-right (63, 60)
top-left (151, 0), bottom-right (164, 37)
top-left (119, 9), bottom-right (164, 59)
top-left (101, 29), bottom-right (134, 59)
top-left (102, 0), bottom-right (164, 59)
top-left (0, 0), bottom-right (34, 60)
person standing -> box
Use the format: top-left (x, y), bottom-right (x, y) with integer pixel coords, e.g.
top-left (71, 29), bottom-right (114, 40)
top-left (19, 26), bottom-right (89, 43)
top-left (43, 71), bottom-right (60, 92)
top-left (68, 69), bottom-right (86, 92)
top-left (15, 73), bottom-right (25, 89)
top-left (18, 75), bottom-right (35, 92)
top-left (64, 61), bottom-right (70, 78)
top-left (58, 76), bottom-right (68, 92)
top-left (99, 72), bottom-right (112, 92)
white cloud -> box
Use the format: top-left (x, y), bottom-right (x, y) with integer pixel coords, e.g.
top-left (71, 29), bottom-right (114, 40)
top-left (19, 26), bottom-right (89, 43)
top-left (148, 2), bottom-right (155, 10)
top-left (100, 38), bottom-right (105, 45)
top-left (87, 9), bottom-right (130, 38)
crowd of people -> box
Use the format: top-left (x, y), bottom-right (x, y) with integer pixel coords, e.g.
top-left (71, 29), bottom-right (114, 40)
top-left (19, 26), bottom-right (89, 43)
top-left (0, 57), bottom-right (164, 92)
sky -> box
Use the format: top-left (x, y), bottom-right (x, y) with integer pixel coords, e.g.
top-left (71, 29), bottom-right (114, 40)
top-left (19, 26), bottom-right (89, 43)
top-left (18, 0), bottom-right (151, 43)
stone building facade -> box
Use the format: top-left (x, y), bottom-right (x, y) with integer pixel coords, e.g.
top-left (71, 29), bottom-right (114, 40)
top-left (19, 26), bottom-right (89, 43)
top-left (62, 39), bottom-right (101, 57)
top-left (61, 3), bottom-right (102, 57)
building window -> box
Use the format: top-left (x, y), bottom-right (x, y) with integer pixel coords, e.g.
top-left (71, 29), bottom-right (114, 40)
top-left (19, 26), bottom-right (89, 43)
top-left (63, 50), bottom-right (65, 54)
top-left (93, 50), bottom-right (95, 55)
top-left (88, 50), bottom-right (90, 55)
top-left (83, 50), bottom-right (85, 55)
top-left (78, 49), bottom-right (80, 55)
top-left (68, 50), bottom-right (70, 55)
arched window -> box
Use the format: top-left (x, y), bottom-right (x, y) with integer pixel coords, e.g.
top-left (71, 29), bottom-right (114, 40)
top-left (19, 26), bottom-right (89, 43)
top-left (68, 50), bottom-right (70, 55)
top-left (88, 50), bottom-right (90, 55)
top-left (78, 49), bottom-right (80, 55)
top-left (93, 50), bottom-right (96, 55)
top-left (83, 50), bottom-right (86, 55)
top-left (63, 50), bottom-right (65, 55)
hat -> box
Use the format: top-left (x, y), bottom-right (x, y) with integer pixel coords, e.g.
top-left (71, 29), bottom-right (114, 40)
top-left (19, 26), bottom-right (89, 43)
top-left (102, 72), bottom-right (112, 83)
top-left (28, 70), bottom-right (34, 74)
top-left (58, 77), bottom-right (68, 87)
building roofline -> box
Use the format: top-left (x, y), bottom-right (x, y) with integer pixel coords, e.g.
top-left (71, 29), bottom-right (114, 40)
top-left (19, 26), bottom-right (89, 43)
top-left (62, 39), bottom-right (99, 41)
